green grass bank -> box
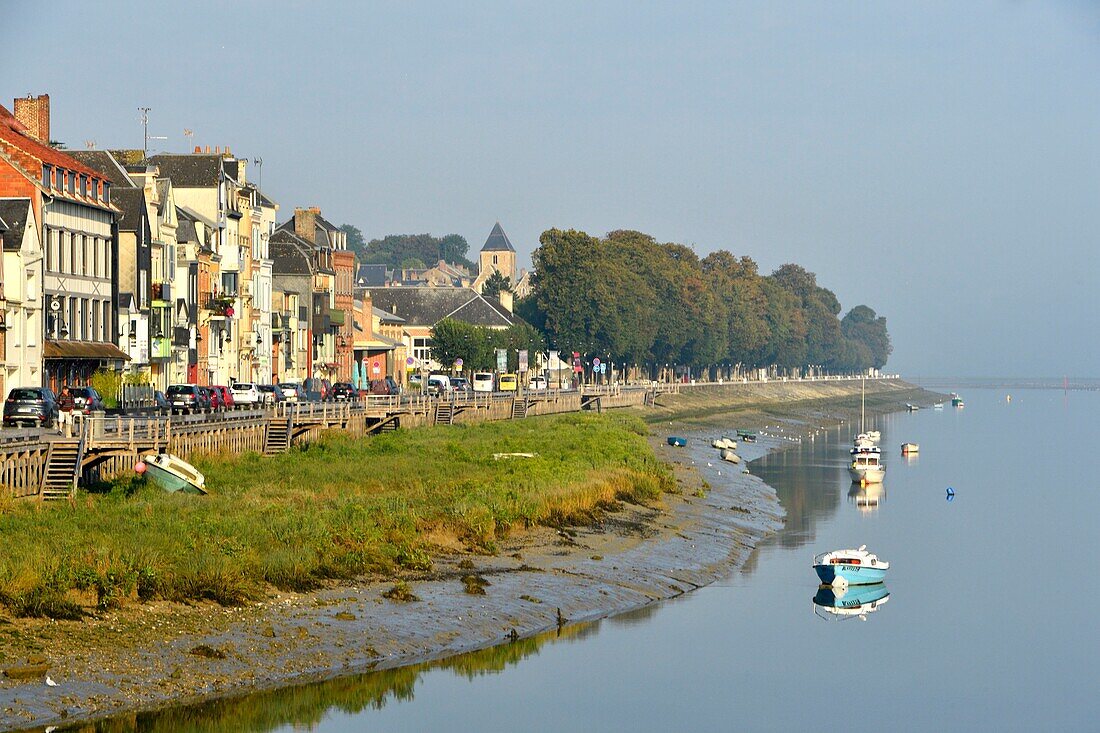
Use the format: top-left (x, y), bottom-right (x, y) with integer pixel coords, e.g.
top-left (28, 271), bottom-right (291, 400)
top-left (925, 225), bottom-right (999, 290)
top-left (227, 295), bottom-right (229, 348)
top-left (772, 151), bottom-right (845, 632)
top-left (0, 412), bottom-right (673, 619)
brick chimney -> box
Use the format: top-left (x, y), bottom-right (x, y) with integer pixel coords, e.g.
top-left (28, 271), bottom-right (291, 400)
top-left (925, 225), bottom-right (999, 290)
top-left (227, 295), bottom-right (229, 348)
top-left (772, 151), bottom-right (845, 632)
top-left (294, 207), bottom-right (317, 243)
top-left (13, 94), bottom-right (49, 143)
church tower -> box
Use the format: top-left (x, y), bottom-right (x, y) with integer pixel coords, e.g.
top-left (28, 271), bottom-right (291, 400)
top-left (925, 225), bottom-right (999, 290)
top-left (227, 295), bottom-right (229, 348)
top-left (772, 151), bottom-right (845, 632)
top-left (474, 222), bottom-right (517, 292)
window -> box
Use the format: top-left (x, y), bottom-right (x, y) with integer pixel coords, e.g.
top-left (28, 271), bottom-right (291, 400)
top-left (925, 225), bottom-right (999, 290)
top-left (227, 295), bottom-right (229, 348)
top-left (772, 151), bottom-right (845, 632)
top-left (74, 234), bottom-right (84, 275)
top-left (67, 298), bottom-right (76, 340)
top-left (492, 255), bottom-right (498, 265)
top-left (60, 231), bottom-right (70, 274)
top-left (91, 179), bottom-right (99, 201)
top-left (79, 174), bottom-right (87, 197)
top-left (102, 182), bottom-right (110, 205)
top-left (42, 165), bottom-right (51, 187)
top-left (84, 235), bottom-right (93, 276)
top-left (67, 171), bottom-right (75, 195)
top-left (105, 239), bottom-right (112, 275)
top-left (91, 301), bottom-right (99, 341)
top-left (102, 301), bottom-right (111, 342)
top-left (57, 169), bottom-right (65, 190)
top-left (221, 272), bottom-right (238, 295)
top-left (45, 229), bottom-right (54, 272)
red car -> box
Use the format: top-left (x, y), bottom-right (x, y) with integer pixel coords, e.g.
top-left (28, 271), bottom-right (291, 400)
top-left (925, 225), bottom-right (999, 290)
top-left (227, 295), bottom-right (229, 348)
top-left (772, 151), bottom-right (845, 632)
top-left (204, 386), bottom-right (224, 411)
top-left (211, 385), bottom-right (235, 410)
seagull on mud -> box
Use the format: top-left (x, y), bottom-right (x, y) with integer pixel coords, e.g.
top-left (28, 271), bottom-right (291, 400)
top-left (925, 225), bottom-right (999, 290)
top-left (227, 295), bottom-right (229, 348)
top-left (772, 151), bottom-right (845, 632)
top-left (45, 675), bottom-right (58, 687)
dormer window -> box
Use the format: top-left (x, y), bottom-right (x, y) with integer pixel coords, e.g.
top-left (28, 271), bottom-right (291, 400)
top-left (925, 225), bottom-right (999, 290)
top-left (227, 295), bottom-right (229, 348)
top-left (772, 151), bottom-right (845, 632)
top-left (58, 169), bottom-right (66, 190)
top-left (102, 182), bottom-right (111, 205)
top-left (42, 164), bottom-right (51, 187)
top-left (79, 174), bottom-right (88, 197)
top-left (67, 171), bottom-right (75, 195)
top-left (91, 179), bottom-right (99, 201)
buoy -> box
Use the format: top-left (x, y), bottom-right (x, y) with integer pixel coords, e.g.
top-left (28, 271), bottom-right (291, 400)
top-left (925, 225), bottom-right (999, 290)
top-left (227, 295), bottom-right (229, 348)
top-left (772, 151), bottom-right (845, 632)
top-left (134, 461), bottom-right (147, 475)
top-left (946, 486), bottom-right (955, 502)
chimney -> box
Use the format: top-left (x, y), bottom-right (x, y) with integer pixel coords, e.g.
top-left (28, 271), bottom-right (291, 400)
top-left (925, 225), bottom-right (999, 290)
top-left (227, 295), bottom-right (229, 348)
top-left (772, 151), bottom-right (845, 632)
top-left (498, 290), bottom-right (514, 314)
top-left (215, 146), bottom-right (220, 155)
top-left (13, 94), bottom-right (49, 143)
top-left (294, 207), bottom-right (317, 243)
top-left (193, 145), bottom-right (202, 154)
top-left (205, 145), bottom-right (211, 154)
top-left (308, 206), bottom-right (321, 214)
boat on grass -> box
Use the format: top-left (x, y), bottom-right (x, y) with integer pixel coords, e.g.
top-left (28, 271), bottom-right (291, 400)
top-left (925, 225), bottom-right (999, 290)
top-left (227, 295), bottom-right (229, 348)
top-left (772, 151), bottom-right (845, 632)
top-left (813, 545), bottom-right (889, 586)
top-left (667, 436), bottom-right (687, 447)
top-left (813, 583), bottom-right (890, 620)
top-left (141, 453), bottom-right (207, 494)
top-left (720, 449), bottom-right (740, 464)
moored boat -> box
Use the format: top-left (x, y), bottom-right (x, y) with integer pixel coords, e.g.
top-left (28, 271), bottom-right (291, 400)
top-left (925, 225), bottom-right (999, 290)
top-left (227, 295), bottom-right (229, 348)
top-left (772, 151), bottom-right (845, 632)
top-left (813, 545), bottom-right (889, 586)
top-left (667, 436), bottom-right (687, 447)
top-left (906, 403), bottom-right (920, 412)
top-left (712, 437), bottom-right (737, 450)
top-left (951, 393), bottom-right (964, 407)
top-left (735, 429), bottom-right (756, 443)
top-left (933, 402), bottom-right (944, 410)
top-left (720, 448), bottom-right (740, 464)
top-left (141, 453), bottom-right (207, 494)
top-left (901, 442), bottom-right (919, 455)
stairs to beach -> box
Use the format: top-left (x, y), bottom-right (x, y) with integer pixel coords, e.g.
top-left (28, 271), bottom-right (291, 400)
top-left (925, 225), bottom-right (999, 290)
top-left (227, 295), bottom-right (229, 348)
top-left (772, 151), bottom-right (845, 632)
top-left (40, 440), bottom-right (81, 501)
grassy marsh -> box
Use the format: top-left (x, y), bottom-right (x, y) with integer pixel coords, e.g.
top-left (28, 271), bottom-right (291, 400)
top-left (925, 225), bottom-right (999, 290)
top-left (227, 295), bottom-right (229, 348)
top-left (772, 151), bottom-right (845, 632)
top-left (0, 412), bottom-right (672, 618)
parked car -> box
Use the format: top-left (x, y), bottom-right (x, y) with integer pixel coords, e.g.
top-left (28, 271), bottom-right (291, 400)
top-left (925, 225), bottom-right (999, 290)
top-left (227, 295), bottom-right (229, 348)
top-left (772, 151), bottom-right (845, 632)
top-left (67, 385), bottom-right (106, 414)
top-left (472, 372), bottom-right (494, 393)
top-left (408, 374), bottom-right (424, 391)
top-left (498, 374), bottom-right (518, 392)
top-left (231, 382), bottom-right (261, 406)
top-left (166, 384), bottom-right (209, 414)
top-left (278, 382), bottom-right (301, 403)
top-left (320, 379), bottom-right (333, 400)
top-left (3, 387), bottom-right (58, 428)
top-left (211, 385), bottom-right (235, 410)
top-left (450, 376), bottom-right (471, 393)
top-left (257, 384), bottom-right (287, 404)
top-left (153, 390), bottom-right (171, 415)
top-left (329, 382), bottom-right (358, 401)
top-left (369, 379), bottom-right (392, 395)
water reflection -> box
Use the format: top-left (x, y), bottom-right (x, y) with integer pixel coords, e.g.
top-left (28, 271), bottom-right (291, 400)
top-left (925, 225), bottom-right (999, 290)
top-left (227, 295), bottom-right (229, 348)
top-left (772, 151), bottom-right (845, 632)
top-left (56, 622), bottom-right (599, 733)
top-left (812, 583), bottom-right (890, 621)
top-left (847, 483), bottom-right (885, 513)
top-left (751, 437), bottom-right (847, 550)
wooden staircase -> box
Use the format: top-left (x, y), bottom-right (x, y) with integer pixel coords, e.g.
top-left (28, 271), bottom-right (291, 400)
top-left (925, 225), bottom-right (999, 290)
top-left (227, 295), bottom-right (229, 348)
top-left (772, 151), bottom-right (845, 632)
top-left (264, 417), bottom-right (291, 455)
top-left (40, 440), bottom-right (81, 501)
top-left (511, 397), bottom-right (528, 419)
top-left (434, 403), bottom-right (455, 426)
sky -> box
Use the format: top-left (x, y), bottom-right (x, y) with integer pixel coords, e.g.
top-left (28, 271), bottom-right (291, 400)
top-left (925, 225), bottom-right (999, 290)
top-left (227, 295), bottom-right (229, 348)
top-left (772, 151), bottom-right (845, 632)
top-left (3, 0), bottom-right (1099, 377)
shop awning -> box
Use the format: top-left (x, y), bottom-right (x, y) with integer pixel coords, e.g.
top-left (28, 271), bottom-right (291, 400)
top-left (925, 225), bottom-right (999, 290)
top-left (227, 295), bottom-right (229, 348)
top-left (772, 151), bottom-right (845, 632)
top-left (354, 338), bottom-right (398, 351)
top-left (44, 340), bottom-right (131, 361)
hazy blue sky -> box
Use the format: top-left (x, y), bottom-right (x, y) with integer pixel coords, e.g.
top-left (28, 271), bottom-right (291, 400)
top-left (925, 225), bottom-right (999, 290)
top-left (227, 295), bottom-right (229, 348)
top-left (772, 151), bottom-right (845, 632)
top-left (4, 1), bottom-right (1098, 376)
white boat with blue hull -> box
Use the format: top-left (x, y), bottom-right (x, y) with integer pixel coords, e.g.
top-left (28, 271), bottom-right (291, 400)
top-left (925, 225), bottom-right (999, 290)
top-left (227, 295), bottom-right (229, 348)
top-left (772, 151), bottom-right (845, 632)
top-left (813, 545), bottom-right (889, 586)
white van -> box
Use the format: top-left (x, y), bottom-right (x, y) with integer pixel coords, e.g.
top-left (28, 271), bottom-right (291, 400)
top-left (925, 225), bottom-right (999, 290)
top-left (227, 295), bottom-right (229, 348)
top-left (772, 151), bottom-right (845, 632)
top-left (427, 374), bottom-right (451, 395)
top-left (472, 372), bottom-right (494, 393)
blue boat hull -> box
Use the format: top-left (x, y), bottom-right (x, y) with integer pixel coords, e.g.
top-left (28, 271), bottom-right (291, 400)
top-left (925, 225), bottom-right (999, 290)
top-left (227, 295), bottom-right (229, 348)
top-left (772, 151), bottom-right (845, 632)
top-left (666, 436), bottom-right (687, 447)
top-left (814, 563), bottom-right (887, 585)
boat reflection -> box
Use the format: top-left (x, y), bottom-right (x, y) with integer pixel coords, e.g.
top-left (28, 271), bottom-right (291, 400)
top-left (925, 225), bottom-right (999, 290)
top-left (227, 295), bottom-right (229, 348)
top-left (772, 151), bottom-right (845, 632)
top-left (847, 482), bottom-right (885, 513)
top-left (813, 583), bottom-right (890, 621)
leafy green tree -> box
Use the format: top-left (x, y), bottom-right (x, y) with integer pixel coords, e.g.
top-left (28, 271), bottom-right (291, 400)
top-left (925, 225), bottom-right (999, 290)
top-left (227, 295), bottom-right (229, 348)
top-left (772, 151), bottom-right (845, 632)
top-left (701, 250), bottom-right (769, 365)
top-left (339, 224), bottom-right (367, 260)
top-left (401, 257), bottom-right (427, 270)
top-left (361, 234), bottom-right (475, 271)
top-left (841, 305), bottom-right (892, 369)
top-left (481, 271), bottom-right (512, 300)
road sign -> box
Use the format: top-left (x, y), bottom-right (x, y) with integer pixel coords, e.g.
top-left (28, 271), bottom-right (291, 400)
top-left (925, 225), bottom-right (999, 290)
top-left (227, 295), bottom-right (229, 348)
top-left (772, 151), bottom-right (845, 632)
top-left (592, 357), bottom-right (601, 367)
top-left (406, 357), bottom-right (414, 366)
top-left (496, 348), bottom-right (508, 373)
top-left (455, 358), bottom-right (464, 368)
top-left (518, 350), bottom-right (528, 372)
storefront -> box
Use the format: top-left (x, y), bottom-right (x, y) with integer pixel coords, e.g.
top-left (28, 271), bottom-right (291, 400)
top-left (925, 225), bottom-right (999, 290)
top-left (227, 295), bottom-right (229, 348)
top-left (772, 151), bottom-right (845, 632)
top-left (43, 340), bottom-right (130, 393)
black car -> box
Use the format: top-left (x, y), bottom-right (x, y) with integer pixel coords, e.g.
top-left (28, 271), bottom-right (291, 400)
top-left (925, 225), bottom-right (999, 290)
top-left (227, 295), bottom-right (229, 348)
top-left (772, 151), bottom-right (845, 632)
top-left (3, 387), bottom-right (59, 428)
top-left (68, 385), bottom-right (106, 415)
top-left (329, 382), bottom-right (358, 401)
top-left (167, 384), bottom-right (212, 413)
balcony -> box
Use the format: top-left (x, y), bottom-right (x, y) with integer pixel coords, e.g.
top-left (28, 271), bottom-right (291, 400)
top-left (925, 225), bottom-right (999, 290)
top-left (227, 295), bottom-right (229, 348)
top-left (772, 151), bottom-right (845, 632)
top-left (152, 282), bottom-right (172, 302)
top-left (203, 294), bottom-right (236, 318)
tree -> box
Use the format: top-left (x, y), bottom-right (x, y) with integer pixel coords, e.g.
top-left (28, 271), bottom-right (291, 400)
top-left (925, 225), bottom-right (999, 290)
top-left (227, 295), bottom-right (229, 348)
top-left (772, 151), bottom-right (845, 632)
top-left (481, 270), bottom-right (512, 300)
top-left (361, 234), bottom-right (474, 271)
top-left (841, 305), bottom-right (892, 369)
top-left (339, 224), bottom-right (367, 260)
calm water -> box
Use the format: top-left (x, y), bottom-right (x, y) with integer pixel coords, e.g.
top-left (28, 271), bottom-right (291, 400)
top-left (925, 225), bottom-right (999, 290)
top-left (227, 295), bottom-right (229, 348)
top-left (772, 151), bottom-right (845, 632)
top-left (79, 389), bottom-right (1100, 731)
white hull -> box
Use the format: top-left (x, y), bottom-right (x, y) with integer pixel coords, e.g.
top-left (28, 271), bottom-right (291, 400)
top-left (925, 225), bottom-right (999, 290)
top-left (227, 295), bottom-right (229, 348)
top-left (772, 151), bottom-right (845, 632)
top-left (850, 465), bottom-right (885, 484)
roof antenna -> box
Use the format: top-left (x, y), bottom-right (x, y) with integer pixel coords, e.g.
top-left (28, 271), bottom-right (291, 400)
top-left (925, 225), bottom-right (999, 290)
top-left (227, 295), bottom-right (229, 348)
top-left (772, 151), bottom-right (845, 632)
top-left (139, 107), bottom-right (151, 157)
top-left (253, 157), bottom-right (263, 192)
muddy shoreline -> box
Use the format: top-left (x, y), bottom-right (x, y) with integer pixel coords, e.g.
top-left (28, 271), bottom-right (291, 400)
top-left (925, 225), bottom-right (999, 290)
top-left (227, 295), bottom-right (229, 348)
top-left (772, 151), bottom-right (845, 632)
top-left (0, 383), bottom-right (940, 731)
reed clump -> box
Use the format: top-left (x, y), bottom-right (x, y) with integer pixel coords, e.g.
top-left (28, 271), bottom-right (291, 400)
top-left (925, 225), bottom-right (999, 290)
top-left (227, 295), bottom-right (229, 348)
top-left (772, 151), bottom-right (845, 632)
top-left (0, 413), bottom-right (671, 618)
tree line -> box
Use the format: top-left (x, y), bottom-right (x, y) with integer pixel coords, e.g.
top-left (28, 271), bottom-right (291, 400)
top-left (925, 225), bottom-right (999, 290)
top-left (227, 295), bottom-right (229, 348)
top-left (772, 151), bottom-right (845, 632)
top-left (512, 228), bottom-right (891, 372)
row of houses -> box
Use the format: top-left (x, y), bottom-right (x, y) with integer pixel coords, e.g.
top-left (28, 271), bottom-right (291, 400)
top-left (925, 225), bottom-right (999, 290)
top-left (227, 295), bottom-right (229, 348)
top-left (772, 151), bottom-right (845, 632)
top-left (0, 93), bottom-right (520, 395)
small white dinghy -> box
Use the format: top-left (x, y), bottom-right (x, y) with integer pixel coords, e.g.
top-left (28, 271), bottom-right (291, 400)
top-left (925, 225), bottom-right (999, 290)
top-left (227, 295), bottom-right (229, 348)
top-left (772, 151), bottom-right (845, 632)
top-left (139, 453), bottom-right (207, 494)
top-left (720, 449), bottom-right (740, 464)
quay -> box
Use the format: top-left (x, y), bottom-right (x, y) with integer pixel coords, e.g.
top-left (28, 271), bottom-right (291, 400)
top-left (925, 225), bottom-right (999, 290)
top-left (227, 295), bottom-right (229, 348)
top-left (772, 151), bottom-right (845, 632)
top-left (0, 376), bottom-right (903, 501)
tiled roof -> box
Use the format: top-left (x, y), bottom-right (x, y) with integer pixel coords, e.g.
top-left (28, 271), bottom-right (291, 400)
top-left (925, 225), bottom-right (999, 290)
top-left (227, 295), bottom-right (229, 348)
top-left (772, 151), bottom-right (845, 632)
top-left (0, 104), bottom-right (101, 178)
top-left (0, 198), bottom-right (32, 251)
top-left (366, 287), bottom-right (514, 329)
top-left (356, 264), bottom-right (388, 287)
top-left (112, 188), bottom-right (147, 233)
top-left (270, 229), bottom-right (314, 275)
top-left (481, 222), bottom-right (515, 252)
top-left (147, 154), bottom-right (224, 187)
top-left (67, 150), bottom-right (135, 188)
